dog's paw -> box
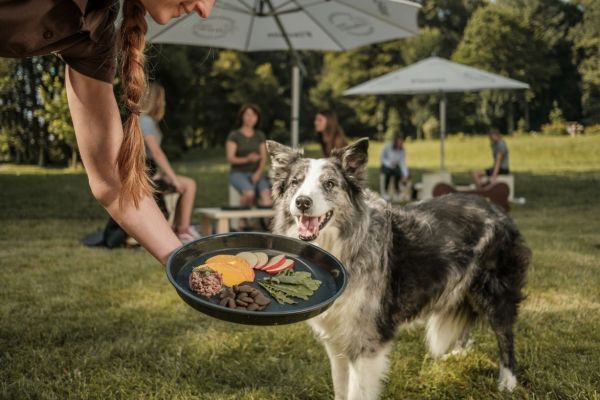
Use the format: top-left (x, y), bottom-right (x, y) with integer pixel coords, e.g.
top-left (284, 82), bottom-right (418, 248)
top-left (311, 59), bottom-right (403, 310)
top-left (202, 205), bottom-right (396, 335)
top-left (498, 366), bottom-right (517, 392)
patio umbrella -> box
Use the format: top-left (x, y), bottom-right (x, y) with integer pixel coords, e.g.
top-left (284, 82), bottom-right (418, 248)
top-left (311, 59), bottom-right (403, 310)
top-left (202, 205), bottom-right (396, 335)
top-left (145, 0), bottom-right (421, 147)
top-left (343, 57), bottom-right (530, 170)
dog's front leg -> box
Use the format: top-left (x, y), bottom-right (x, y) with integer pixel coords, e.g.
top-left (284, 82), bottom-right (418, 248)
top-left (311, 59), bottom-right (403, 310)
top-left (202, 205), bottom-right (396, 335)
top-left (324, 342), bottom-right (350, 400)
top-left (347, 343), bottom-right (392, 400)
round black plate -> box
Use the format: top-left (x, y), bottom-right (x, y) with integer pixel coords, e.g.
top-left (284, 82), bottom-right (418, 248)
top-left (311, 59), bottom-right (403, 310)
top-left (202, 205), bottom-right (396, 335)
top-left (166, 232), bottom-right (347, 325)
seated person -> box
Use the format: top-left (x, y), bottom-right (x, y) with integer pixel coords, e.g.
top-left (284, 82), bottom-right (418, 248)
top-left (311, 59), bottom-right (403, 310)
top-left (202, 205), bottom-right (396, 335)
top-left (472, 128), bottom-right (510, 189)
top-left (140, 83), bottom-right (200, 243)
top-left (225, 103), bottom-right (272, 210)
top-left (380, 134), bottom-right (410, 201)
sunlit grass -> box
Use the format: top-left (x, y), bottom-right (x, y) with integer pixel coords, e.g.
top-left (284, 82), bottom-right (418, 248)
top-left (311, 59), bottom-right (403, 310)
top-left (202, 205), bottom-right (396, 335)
top-left (1, 134), bottom-right (599, 399)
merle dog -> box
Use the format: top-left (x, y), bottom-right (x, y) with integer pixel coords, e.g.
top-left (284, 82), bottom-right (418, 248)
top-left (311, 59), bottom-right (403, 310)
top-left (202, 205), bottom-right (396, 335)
top-left (266, 138), bottom-right (530, 400)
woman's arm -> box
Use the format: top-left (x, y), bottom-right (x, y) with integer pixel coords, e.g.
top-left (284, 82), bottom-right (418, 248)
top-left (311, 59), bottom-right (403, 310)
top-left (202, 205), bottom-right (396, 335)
top-left (254, 142), bottom-right (267, 173)
top-left (65, 67), bottom-right (181, 265)
top-left (226, 140), bottom-right (257, 165)
top-left (252, 142), bottom-right (268, 182)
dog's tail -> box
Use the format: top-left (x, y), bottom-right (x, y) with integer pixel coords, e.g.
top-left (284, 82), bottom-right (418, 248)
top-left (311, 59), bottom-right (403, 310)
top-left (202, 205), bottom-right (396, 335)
top-left (426, 305), bottom-right (476, 358)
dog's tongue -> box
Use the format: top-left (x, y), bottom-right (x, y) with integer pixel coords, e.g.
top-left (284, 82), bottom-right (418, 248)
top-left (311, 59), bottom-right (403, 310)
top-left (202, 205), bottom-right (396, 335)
top-left (298, 215), bottom-right (320, 237)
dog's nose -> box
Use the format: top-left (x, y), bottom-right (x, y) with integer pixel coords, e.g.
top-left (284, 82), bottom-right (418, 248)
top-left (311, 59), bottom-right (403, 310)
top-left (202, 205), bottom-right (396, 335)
top-left (295, 195), bottom-right (312, 212)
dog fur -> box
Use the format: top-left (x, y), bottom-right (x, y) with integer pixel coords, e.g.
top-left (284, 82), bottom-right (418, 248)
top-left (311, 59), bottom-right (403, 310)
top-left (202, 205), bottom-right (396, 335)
top-left (266, 138), bottom-right (530, 400)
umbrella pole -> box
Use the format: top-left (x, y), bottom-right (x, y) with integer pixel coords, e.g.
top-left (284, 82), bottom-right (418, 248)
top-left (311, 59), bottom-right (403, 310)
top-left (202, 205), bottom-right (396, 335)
top-left (291, 63), bottom-right (300, 148)
top-left (439, 93), bottom-right (447, 171)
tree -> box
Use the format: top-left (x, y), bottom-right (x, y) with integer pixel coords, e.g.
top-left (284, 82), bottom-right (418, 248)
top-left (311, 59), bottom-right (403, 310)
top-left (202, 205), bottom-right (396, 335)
top-left (35, 68), bottom-right (78, 167)
top-left (571, 0), bottom-right (600, 124)
top-left (452, 1), bottom-right (571, 131)
top-left (417, 0), bottom-right (486, 57)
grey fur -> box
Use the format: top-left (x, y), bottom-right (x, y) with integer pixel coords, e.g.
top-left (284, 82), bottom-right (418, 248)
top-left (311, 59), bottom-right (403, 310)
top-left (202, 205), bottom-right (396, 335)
top-left (266, 139), bottom-right (530, 400)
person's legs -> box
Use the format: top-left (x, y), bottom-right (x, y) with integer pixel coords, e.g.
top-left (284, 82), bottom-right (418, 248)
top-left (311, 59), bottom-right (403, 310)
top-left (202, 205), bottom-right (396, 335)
top-left (381, 166), bottom-right (393, 200)
top-left (472, 169), bottom-right (487, 189)
top-left (230, 172), bottom-right (255, 207)
top-left (256, 175), bottom-right (272, 207)
top-left (174, 175), bottom-right (197, 236)
top-left (230, 172), bottom-right (255, 230)
top-left (392, 167), bottom-right (401, 193)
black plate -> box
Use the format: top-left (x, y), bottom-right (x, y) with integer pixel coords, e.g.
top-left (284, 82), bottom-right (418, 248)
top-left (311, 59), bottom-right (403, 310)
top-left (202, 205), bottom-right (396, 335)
top-left (166, 232), bottom-right (347, 325)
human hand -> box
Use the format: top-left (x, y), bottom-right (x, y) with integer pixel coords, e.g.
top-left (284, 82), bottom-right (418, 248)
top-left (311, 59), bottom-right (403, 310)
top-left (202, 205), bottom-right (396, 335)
top-left (251, 172), bottom-right (262, 184)
top-left (172, 177), bottom-right (184, 193)
top-left (247, 152), bottom-right (260, 163)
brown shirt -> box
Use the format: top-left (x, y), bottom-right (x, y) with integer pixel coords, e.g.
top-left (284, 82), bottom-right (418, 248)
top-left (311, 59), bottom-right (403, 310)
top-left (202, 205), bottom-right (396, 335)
top-left (0, 0), bottom-right (119, 83)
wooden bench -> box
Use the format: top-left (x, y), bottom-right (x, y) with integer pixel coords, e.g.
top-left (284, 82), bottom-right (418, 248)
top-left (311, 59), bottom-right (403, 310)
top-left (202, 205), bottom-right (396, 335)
top-left (432, 182), bottom-right (511, 212)
top-left (194, 207), bottom-right (276, 235)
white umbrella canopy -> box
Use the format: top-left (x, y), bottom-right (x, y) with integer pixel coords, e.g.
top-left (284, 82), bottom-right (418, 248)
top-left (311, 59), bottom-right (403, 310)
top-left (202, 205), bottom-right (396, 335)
top-left (146, 0), bottom-right (421, 147)
top-left (343, 57), bottom-right (530, 169)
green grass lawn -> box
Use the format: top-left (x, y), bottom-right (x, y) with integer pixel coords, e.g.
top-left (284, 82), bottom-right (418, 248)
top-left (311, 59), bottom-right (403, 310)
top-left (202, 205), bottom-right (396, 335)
top-left (1, 135), bottom-right (599, 399)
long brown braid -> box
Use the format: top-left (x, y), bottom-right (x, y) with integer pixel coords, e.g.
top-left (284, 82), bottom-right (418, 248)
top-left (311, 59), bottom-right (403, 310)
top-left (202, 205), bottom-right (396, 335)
top-left (117, 0), bottom-right (153, 207)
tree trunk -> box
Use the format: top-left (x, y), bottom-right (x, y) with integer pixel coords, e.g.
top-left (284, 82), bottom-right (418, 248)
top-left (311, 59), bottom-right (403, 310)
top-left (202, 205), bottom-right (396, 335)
top-left (507, 101), bottom-right (514, 134)
top-left (70, 147), bottom-right (78, 168)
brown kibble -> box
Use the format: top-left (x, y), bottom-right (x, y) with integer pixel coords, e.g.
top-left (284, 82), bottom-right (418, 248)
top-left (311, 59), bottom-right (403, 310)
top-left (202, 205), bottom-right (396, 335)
top-left (236, 299), bottom-right (249, 306)
top-left (219, 297), bottom-right (229, 307)
top-left (247, 303), bottom-right (259, 311)
top-left (254, 295), bottom-right (270, 306)
top-left (239, 296), bottom-right (254, 303)
top-left (249, 290), bottom-right (259, 298)
top-left (236, 306), bottom-right (247, 310)
top-left (237, 285), bottom-right (253, 293)
top-left (227, 298), bottom-right (236, 308)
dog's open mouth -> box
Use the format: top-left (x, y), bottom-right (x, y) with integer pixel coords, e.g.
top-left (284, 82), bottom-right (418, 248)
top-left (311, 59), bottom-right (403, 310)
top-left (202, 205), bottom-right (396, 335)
top-left (296, 210), bottom-right (333, 241)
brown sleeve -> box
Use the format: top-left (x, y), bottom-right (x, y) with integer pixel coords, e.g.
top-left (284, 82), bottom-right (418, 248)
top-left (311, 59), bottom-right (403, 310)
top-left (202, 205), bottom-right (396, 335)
top-left (60, 6), bottom-right (117, 83)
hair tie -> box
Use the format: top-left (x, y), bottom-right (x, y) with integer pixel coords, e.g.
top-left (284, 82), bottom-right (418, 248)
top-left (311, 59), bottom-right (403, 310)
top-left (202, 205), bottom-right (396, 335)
top-left (128, 107), bottom-right (141, 116)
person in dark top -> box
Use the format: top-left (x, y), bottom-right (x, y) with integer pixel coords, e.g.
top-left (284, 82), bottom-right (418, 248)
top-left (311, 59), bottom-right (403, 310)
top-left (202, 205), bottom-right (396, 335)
top-left (225, 103), bottom-right (272, 209)
top-left (0, 0), bottom-right (216, 265)
top-left (472, 128), bottom-right (511, 189)
top-left (314, 109), bottom-right (349, 157)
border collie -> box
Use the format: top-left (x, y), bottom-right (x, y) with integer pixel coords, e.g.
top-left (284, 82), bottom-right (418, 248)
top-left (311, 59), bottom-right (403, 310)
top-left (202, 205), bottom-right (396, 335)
top-left (266, 138), bottom-right (530, 400)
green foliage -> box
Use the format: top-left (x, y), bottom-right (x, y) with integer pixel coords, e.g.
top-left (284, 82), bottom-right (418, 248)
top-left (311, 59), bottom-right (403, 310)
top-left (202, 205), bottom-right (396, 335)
top-left (541, 101), bottom-right (567, 135)
top-left (422, 115), bottom-right (440, 140)
top-left (35, 69), bottom-right (77, 167)
top-left (570, 0), bottom-right (600, 123)
top-left (385, 107), bottom-right (401, 141)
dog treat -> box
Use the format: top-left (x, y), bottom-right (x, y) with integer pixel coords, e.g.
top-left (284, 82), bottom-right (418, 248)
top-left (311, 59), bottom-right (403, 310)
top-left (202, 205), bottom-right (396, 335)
top-left (219, 284), bottom-right (271, 311)
top-left (188, 266), bottom-right (223, 297)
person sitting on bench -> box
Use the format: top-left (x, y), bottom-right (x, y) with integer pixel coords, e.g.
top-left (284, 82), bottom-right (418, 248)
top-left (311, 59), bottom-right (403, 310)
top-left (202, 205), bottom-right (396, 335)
top-left (472, 128), bottom-right (510, 189)
top-left (225, 103), bottom-right (272, 210)
top-left (140, 83), bottom-right (201, 243)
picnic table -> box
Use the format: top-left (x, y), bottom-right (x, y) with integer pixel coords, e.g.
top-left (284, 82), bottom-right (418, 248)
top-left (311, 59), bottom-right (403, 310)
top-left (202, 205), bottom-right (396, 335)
top-left (194, 207), bottom-right (275, 235)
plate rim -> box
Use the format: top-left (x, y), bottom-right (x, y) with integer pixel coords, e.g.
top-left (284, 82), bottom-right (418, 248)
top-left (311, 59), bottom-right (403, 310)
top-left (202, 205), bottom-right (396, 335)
top-left (166, 232), bottom-right (348, 320)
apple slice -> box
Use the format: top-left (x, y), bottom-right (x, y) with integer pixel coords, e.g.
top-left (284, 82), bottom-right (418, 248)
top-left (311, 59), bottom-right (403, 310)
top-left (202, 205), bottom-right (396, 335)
top-left (236, 251), bottom-right (258, 268)
top-left (253, 252), bottom-right (269, 269)
top-left (261, 254), bottom-right (286, 271)
top-left (265, 259), bottom-right (295, 275)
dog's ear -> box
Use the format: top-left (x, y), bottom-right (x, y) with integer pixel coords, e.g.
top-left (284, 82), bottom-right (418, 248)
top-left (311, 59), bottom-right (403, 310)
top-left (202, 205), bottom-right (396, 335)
top-left (333, 138), bottom-right (369, 183)
top-left (266, 140), bottom-right (303, 200)
top-left (266, 140), bottom-right (303, 170)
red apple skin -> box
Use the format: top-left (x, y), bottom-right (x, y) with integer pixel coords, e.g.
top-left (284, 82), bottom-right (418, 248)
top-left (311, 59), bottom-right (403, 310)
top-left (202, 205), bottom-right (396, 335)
top-left (262, 254), bottom-right (286, 271)
top-left (266, 259), bottom-right (295, 274)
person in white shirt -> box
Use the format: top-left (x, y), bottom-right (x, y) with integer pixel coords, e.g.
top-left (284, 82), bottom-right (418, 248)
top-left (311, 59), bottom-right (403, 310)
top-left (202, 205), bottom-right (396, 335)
top-left (380, 135), bottom-right (410, 201)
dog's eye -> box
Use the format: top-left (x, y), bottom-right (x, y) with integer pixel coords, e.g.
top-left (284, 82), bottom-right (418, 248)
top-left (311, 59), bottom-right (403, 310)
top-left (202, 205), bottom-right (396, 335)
top-left (324, 180), bottom-right (336, 190)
